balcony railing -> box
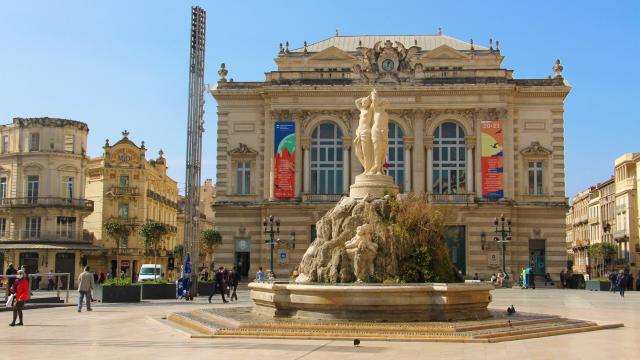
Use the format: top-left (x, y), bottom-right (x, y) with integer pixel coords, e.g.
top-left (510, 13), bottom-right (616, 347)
top-left (302, 193), bottom-right (345, 203)
top-left (0, 197), bottom-right (94, 211)
top-left (109, 186), bottom-right (139, 196)
top-left (0, 229), bottom-right (89, 243)
top-left (613, 229), bottom-right (629, 240)
top-left (106, 217), bottom-right (139, 226)
top-left (428, 193), bottom-right (475, 204)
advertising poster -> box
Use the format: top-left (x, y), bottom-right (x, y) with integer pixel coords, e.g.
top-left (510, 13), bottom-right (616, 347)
top-left (274, 121), bottom-right (295, 198)
top-left (480, 120), bottom-right (504, 198)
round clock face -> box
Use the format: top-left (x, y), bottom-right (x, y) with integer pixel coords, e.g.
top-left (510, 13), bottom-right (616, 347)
top-left (382, 59), bottom-right (394, 71)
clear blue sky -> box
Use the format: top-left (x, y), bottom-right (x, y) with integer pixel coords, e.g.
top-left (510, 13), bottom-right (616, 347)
top-left (1, 1), bottom-right (638, 198)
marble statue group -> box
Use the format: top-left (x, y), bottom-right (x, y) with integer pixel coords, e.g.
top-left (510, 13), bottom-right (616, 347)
top-left (354, 89), bottom-right (390, 175)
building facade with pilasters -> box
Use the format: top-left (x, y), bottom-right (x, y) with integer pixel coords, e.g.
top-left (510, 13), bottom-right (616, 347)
top-left (210, 33), bottom-right (570, 280)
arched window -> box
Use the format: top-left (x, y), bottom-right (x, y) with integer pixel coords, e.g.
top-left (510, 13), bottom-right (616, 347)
top-left (311, 123), bottom-right (343, 194)
top-left (433, 122), bottom-right (466, 194)
top-left (387, 122), bottom-right (404, 191)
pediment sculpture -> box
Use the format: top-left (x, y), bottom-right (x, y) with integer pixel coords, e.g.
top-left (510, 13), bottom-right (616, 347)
top-left (354, 40), bottom-right (421, 83)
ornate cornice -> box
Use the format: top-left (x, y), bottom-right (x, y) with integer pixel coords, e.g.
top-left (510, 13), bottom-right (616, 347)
top-left (228, 143), bottom-right (259, 156)
top-left (13, 117), bottom-right (89, 131)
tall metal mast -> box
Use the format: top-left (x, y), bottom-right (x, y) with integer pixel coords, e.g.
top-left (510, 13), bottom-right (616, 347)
top-left (184, 6), bottom-right (206, 290)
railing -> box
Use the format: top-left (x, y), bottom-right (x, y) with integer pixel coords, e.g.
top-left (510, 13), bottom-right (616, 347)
top-left (109, 186), bottom-right (139, 196)
top-left (144, 219), bottom-right (177, 233)
top-left (302, 193), bottom-right (345, 203)
top-left (106, 217), bottom-right (139, 226)
top-left (0, 229), bottom-right (89, 243)
top-left (0, 197), bottom-right (94, 211)
top-left (427, 193), bottom-right (475, 204)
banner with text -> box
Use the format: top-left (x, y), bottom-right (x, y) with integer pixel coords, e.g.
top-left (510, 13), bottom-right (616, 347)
top-left (481, 120), bottom-right (504, 198)
top-left (274, 121), bottom-right (295, 198)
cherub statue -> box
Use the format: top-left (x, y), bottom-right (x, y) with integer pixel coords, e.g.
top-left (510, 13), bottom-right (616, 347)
top-left (345, 224), bottom-right (378, 282)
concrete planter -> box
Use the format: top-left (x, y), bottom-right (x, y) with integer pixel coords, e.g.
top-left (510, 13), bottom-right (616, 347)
top-left (94, 284), bottom-right (141, 303)
top-left (141, 283), bottom-right (176, 299)
top-left (585, 280), bottom-right (611, 291)
top-left (197, 281), bottom-right (214, 296)
top-left (250, 282), bottom-right (494, 322)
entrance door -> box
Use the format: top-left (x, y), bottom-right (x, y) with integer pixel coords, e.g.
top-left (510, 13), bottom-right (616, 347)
top-left (0, 252), bottom-right (4, 275)
top-left (55, 253), bottom-right (76, 289)
top-left (529, 239), bottom-right (546, 276)
top-left (445, 226), bottom-right (466, 275)
top-left (19, 252), bottom-right (39, 274)
top-left (235, 252), bottom-right (250, 278)
top-left (110, 260), bottom-right (117, 278)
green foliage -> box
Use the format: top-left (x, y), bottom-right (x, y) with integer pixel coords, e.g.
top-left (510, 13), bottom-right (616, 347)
top-left (200, 229), bottom-right (222, 254)
top-left (588, 242), bottom-right (617, 260)
top-left (103, 278), bottom-right (133, 286)
top-left (140, 279), bottom-right (168, 284)
top-left (173, 244), bottom-right (185, 258)
top-left (103, 220), bottom-right (131, 241)
top-left (138, 221), bottom-right (170, 251)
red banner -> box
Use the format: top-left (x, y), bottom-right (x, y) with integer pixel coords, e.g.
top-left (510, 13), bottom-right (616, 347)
top-left (481, 120), bottom-right (504, 198)
top-left (274, 122), bottom-right (295, 198)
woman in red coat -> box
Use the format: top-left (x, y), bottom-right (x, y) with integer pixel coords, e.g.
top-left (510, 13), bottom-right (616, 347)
top-left (9, 270), bottom-right (29, 326)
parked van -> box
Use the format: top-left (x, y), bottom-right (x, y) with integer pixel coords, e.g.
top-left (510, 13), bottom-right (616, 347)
top-left (138, 264), bottom-right (163, 282)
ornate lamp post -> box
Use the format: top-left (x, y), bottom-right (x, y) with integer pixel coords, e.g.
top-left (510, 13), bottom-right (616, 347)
top-left (493, 214), bottom-right (512, 274)
top-left (263, 215), bottom-right (280, 272)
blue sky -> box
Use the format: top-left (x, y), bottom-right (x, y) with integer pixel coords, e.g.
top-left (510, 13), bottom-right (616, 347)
top-left (1, 1), bottom-right (638, 198)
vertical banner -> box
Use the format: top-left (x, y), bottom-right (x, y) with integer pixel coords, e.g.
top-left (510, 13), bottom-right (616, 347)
top-left (481, 120), bottom-right (504, 198)
top-left (274, 121), bottom-right (295, 198)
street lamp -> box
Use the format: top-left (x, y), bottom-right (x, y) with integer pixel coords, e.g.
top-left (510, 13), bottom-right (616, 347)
top-left (263, 215), bottom-right (280, 272)
top-left (493, 214), bottom-right (512, 274)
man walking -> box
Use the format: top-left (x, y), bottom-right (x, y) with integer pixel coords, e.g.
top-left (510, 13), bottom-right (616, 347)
top-left (208, 267), bottom-right (228, 304)
top-left (229, 266), bottom-right (240, 302)
top-left (5, 263), bottom-right (17, 299)
top-left (77, 266), bottom-right (94, 312)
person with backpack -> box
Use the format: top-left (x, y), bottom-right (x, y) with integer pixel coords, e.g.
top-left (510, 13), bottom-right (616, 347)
top-left (9, 270), bottom-right (29, 326)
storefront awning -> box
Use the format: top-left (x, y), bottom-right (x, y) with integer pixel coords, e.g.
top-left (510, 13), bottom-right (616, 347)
top-left (0, 243), bottom-right (107, 252)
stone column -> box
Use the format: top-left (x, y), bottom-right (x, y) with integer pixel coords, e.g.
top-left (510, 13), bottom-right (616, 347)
top-left (465, 136), bottom-right (476, 194)
top-left (342, 136), bottom-right (352, 193)
top-left (403, 139), bottom-right (414, 193)
top-left (301, 137), bottom-right (311, 194)
top-left (424, 136), bottom-right (434, 193)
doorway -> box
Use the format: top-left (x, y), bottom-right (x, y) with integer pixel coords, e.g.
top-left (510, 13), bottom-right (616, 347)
top-left (445, 226), bottom-right (466, 275)
top-left (235, 252), bottom-right (250, 278)
top-left (19, 252), bottom-right (39, 274)
top-left (529, 239), bottom-right (546, 276)
top-left (55, 253), bottom-right (76, 289)
top-left (110, 260), bottom-right (117, 278)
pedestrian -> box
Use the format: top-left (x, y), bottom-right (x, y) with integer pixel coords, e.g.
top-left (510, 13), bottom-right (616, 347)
top-left (256, 267), bottom-right (265, 282)
top-left (497, 271), bottom-right (505, 288)
top-left (98, 272), bottom-right (105, 284)
top-left (9, 270), bottom-right (29, 326)
top-left (77, 266), bottom-right (94, 312)
top-left (473, 273), bottom-right (479, 281)
top-left (559, 269), bottom-right (566, 289)
top-left (616, 270), bottom-right (626, 298)
top-left (490, 273), bottom-right (497, 284)
top-left (544, 273), bottom-right (553, 286)
top-left (5, 263), bottom-right (17, 299)
top-left (529, 265), bottom-right (536, 289)
top-left (208, 267), bottom-right (228, 303)
top-left (626, 271), bottom-right (633, 291)
top-left (47, 270), bottom-right (54, 291)
top-left (269, 270), bottom-right (277, 280)
top-left (609, 271), bottom-right (617, 293)
top-left (223, 267), bottom-right (231, 297)
top-left (229, 266), bottom-right (240, 302)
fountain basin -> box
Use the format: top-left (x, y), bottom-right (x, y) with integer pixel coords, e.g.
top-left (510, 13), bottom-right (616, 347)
top-left (249, 282), bottom-right (494, 322)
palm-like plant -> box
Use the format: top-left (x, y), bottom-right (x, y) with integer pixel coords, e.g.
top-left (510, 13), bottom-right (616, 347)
top-left (200, 229), bottom-right (222, 269)
top-left (103, 220), bottom-right (132, 276)
top-left (139, 221), bottom-right (169, 280)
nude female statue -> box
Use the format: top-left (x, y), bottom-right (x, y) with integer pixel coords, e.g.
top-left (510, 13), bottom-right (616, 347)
top-left (353, 95), bottom-right (374, 174)
top-left (370, 89), bottom-right (390, 175)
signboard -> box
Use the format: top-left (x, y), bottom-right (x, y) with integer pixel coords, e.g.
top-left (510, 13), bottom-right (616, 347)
top-left (278, 249), bottom-right (288, 265)
top-left (120, 260), bottom-right (130, 268)
top-left (480, 120), bottom-right (504, 198)
top-left (488, 251), bottom-right (500, 267)
top-left (274, 121), bottom-right (295, 198)
top-left (235, 239), bottom-right (251, 252)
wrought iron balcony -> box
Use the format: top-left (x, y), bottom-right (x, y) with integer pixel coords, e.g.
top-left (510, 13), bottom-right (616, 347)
top-left (0, 229), bottom-right (89, 243)
top-left (302, 193), bottom-right (345, 203)
top-left (106, 217), bottom-right (139, 226)
top-left (427, 193), bottom-right (475, 204)
top-left (613, 229), bottom-right (629, 240)
top-left (0, 197), bottom-right (94, 211)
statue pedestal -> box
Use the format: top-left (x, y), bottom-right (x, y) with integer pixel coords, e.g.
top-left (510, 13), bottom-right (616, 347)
top-left (349, 174), bottom-right (399, 199)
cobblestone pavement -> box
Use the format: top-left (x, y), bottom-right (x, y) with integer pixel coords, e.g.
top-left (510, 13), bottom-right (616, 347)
top-left (1, 288), bottom-right (638, 360)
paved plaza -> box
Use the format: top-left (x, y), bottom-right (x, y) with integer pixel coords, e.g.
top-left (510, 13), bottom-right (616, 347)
top-left (1, 288), bottom-right (638, 360)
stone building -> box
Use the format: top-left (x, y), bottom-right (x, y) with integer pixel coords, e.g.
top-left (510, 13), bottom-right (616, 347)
top-left (210, 33), bottom-right (571, 279)
top-left (83, 131), bottom-right (179, 281)
top-left (613, 154), bottom-right (639, 269)
top-left (0, 117), bottom-right (96, 288)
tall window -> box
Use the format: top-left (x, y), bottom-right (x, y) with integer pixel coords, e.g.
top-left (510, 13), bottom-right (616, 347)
top-left (57, 216), bottom-right (76, 239)
top-left (0, 177), bottom-right (6, 201)
top-left (25, 217), bottom-right (41, 239)
top-left (387, 122), bottom-right (404, 191)
top-left (236, 161), bottom-right (251, 194)
top-left (29, 133), bottom-right (39, 151)
top-left (118, 203), bottom-right (129, 218)
top-left (311, 123), bottom-right (343, 194)
top-left (64, 135), bottom-right (74, 153)
top-left (2, 135), bottom-right (8, 153)
top-left (119, 174), bottom-right (129, 187)
top-left (65, 177), bottom-right (74, 200)
top-left (0, 218), bottom-right (6, 238)
top-left (433, 122), bottom-right (466, 194)
top-left (528, 161), bottom-right (543, 195)
top-left (26, 175), bottom-right (39, 204)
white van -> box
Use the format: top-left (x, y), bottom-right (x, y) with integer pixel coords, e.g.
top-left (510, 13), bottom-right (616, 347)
top-left (138, 264), bottom-right (163, 282)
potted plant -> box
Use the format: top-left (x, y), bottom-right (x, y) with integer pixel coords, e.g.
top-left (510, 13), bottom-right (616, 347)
top-left (196, 229), bottom-right (222, 296)
top-left (94, 278), bottom-right (141, 303)
top-left (585, 277), bottom-right (611, 291)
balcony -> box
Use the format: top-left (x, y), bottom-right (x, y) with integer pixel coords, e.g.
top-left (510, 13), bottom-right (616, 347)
top-left (0, 197), bottom-right (94, 212)
top-left (428, 193), bottom-right (475, 204)
top-left (302, 193), bottom-right (345, 203)
top-left (616, 177), bottom-right (636, 193)
top-left (106, 217), bottom-right (139, 226)
top-left (108, 186), bottom-right (139, 197)
top-left (0, 229), bottom-right (89, 243)
top-left (613, 229), bottom-right (629, 240)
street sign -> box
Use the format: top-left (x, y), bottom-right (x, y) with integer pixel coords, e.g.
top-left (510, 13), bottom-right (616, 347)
top-left (121, 260), bottom-right (130, 268)
top-left (278, 249), bottom-right (288, 264)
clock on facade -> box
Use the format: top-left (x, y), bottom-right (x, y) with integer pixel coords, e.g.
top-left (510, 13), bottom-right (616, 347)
top-left (381, 59), bottom-right (394, 72)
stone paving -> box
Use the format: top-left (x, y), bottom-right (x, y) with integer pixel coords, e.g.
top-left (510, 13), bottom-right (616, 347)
top-left (1, 288), bottom-right (638, 359)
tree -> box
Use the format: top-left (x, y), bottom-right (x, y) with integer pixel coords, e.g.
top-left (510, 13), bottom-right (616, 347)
top-left (139, 221), bottom-right (170, 280)
top-left (103, 220), bottom-right (132, 277)
top-left (588, 242), bottom-right (617, 277)
top-left (200, 229), bottom-right (222, 268)
top-left (173, 244), bottom-right (185, 272)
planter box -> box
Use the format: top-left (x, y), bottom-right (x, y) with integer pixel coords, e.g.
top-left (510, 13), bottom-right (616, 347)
top-left (94, 284), bottom-right (141, 303)
top-left (141, 283), bottom-right (176, 300)
top-left (197, 281), bottom-right (215, 296)
top-left (585, 280), bottom-right (611, 291)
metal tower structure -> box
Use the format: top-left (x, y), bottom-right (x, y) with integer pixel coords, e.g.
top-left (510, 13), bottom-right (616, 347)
top-left (183, 6), bottom-right (206, 290)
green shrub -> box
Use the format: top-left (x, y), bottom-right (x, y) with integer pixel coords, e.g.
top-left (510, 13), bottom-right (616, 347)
top-left (140, 279), bottom-right (168, 284)
top-left (103, 278), bottom-right (133, 286)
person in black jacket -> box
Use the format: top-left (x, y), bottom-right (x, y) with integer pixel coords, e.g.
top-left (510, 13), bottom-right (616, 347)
top-left (208, 267), bottom-right (228, 304)
top-left (229, 266), bottom-right (240, 302)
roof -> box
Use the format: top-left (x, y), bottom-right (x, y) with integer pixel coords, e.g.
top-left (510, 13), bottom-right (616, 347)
top-left (292, 34), bottom-right (488, 53)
